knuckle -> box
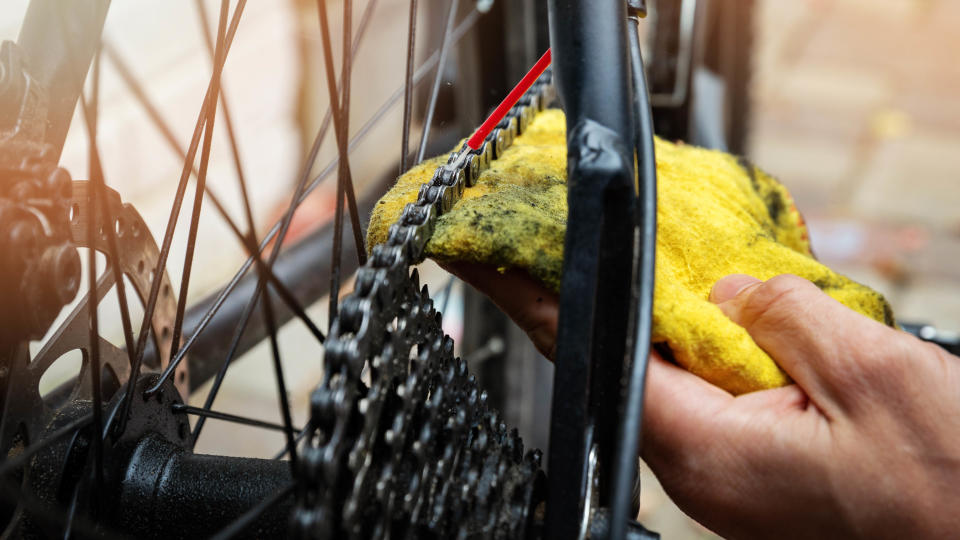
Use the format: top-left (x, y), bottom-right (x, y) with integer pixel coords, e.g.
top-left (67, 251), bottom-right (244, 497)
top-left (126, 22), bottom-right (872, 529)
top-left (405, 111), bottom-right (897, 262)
top-left (868, 329), bottom-right (920, 376)
top-left (845, 326), bottom-right (914, 393)
top-left (738, 274), bottom-right (812, 330)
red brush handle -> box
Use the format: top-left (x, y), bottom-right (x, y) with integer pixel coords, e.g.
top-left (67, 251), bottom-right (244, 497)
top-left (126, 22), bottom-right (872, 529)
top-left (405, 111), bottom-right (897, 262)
top-left (466, 48), bottom-right (552, 150)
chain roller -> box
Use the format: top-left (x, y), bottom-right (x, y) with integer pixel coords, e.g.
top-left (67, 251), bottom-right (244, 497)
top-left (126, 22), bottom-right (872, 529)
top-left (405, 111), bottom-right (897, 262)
top-left (293, 71), bottom-right (555, 539)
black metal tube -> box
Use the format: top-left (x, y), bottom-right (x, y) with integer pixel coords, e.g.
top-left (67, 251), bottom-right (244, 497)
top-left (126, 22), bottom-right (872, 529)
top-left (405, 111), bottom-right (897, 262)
top-left (545, 0), bottom-right (636, 538)
top-left (117, 435), bottom-right (293, 539)
top-left (17, 0), bottom-right (111, 161)
top-left (547, 0), bottom-right (633, 141)
top-left (608, 16), bottom-right (658, 540)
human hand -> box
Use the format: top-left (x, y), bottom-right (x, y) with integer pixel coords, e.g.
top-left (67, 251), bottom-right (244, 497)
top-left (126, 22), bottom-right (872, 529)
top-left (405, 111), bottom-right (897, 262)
top-left (441, 261), bottom-right (560, 360)
top-left (449, 262), bottom-right (960, 538)
top-left (643, 273), bottom-right (960, 539)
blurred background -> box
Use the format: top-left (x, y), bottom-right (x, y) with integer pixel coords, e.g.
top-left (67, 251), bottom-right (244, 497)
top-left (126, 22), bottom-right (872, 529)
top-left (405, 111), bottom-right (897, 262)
top-left (3, 0), bottom-right (958, 538)
top-left (647, 0), bottom-right (960, 536)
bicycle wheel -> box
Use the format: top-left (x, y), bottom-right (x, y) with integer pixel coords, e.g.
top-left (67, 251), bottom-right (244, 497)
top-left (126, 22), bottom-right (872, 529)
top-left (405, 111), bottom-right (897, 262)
top-left (0, 0), bottom-right (552, 537)
top-left (1, 0), bottom-right (663, 537)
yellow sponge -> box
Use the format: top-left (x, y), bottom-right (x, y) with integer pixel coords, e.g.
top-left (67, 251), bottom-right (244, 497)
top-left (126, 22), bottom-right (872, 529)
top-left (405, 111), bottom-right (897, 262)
top-left (366, 109), bottom-right (894, 394)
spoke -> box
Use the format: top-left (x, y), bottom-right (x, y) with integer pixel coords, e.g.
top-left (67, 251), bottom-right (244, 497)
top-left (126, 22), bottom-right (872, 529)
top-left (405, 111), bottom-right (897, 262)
top-left (272, 421), bottom-right (312, 460)
top-left (209, 483), bottom-right (295, 540)
top-left (252, 291), bottom-right (301, 470)
top-left (80, 49), bottom-right (144, 521)
top-left (117, 0), bottom-right (248, 434)
top-left (186, 0), bottom-right (383, 445)
top-left (172, 403), bottom-right (300, 432)
top-left (101, 42), bottom-right (325, 346)
top-left (317, 0), bottom-right (363, 328)
top-left (48, 7), bottom-right (126, 525)
top-left (62, 425), bottom-right (97, 540)
top-left (338, 0), bottom-right (364, 272)
top-left (192, 0), bottom-right (258, 253)
top-left (438, 274), bottom-right (455, 316)
top-left (192, 0), bottom-right (260, 257)
top-left (400, 0), bottom-right (418, 173)
top-left (169, 0), bottom-right (229, 365)
top-left (188, 278), bottom-right (265, 448)
top-left (191, 0), bottom-right (306, 446)
top-left (415, 0), bottom-right (460, 164)
top-left (146, 7), bottom-right (480, 394)
top-left (62, 476), bottom-right (82, 539)
top-left (32, 269), bottom-right (114, 372)
top-left (82, 92), bottom-right (141, 523)
top-left (81, 53), bottom-right (104, 516)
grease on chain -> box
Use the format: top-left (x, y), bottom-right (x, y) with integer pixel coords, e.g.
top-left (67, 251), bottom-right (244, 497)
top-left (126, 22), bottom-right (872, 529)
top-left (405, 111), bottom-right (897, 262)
top-left (292, 72), bottom-right (556, 539)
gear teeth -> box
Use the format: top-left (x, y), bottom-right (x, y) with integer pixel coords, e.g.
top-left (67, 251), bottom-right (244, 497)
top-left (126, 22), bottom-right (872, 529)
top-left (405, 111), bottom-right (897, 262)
top-left (295, 70), bottom-right (555, 540)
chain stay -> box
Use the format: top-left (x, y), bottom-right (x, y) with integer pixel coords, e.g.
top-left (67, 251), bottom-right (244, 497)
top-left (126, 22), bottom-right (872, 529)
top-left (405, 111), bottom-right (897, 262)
top-left (294, 71), bottom-right (555, 539)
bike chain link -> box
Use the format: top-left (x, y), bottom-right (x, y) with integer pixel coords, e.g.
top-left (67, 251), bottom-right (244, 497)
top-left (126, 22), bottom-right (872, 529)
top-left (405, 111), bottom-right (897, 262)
top-left (292, 71), bottom-right (556, 539)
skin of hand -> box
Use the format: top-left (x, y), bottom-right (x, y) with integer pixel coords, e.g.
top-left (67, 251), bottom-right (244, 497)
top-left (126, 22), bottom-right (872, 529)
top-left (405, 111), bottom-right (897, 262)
top-left (442, 262), bottom-right (560, 360)
top-left (446, 263), bottom-right (960, 539)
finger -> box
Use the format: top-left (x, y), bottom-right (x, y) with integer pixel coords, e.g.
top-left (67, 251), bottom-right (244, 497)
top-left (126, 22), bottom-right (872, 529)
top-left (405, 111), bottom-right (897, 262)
top-left (441, 261), bottom-right (559, 359)
top-left (709, 273), bottom-right (763, 304)
top-left (710, 273), bottom-right (889, 409)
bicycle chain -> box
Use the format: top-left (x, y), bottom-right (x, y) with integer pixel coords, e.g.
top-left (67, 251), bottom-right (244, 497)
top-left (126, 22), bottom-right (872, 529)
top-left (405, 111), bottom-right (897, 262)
top-left (292, 71), bottom-right (556, 539)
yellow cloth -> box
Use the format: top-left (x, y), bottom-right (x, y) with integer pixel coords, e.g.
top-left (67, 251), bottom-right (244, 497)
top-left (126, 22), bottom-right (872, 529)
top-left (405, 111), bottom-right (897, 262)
top-left (367, 109), bottom-right (894, 394)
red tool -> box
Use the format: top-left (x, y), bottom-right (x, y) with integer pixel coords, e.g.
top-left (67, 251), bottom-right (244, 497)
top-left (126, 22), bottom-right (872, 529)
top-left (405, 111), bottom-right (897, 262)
top-left (466, 48), bottom-right (552, 151)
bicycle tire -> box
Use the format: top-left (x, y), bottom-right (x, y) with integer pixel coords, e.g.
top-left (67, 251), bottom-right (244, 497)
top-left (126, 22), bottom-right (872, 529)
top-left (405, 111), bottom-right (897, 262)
top-left (0, 1), bottom-right (546, 537)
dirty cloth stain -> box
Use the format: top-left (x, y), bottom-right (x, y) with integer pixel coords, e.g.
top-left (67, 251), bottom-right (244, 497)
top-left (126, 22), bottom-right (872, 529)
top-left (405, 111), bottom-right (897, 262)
top-left (367, 109), bottom-right (894, 394)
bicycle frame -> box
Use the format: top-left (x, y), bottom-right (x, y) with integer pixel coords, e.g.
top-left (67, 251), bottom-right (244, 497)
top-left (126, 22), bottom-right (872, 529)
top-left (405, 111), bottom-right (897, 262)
top-left (7, 0), bottom-right (662, 537)
top-left (546, 1), bottom-right (657, 539)
top-left (15, 0), bottom-right (109, 162)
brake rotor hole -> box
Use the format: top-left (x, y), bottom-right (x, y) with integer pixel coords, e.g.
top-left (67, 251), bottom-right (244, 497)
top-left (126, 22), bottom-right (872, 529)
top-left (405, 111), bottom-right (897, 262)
top-left (39, 349), bottom-right (85, 405)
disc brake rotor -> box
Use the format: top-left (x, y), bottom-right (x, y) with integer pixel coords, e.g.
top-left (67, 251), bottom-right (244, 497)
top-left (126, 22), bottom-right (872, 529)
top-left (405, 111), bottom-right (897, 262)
top-left (1, 181), bottom-right (188, 456)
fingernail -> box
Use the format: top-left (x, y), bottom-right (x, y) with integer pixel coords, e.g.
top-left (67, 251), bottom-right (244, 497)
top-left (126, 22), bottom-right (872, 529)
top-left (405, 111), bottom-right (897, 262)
top-left (709, 274), bottom-right (762, 304)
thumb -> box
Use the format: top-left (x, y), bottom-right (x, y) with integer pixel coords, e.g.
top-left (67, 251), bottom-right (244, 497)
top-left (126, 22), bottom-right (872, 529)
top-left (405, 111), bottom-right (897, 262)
top-left (709, 273), bottom-right (888, 410)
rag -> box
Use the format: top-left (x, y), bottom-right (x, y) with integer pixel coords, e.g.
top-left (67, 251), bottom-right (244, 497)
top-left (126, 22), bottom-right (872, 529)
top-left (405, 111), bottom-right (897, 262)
top-left (366, 109), bottom-right (894, 394)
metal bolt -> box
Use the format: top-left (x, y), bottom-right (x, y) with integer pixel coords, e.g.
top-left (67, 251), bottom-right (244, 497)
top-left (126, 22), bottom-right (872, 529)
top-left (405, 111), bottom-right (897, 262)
top-left (47, 167), bottom-right (72, 201)
top-left (626, 0), bottom-right (648, 18)
top-left (45, 244), bottom-right (81, 304)
top-left (10, 181), bottom-right (33, 202)
top-left (9, 220), bottom-right (39, 255)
